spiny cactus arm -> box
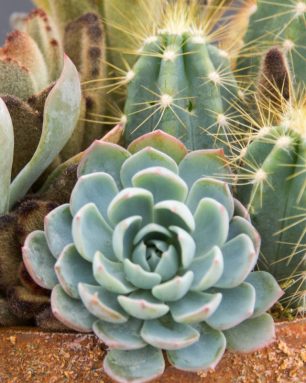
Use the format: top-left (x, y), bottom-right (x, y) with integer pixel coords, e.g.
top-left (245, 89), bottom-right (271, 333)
top-left (0, 99), bottom-right (14, 214)
top-left (9, 56), bottom-right (81, 208)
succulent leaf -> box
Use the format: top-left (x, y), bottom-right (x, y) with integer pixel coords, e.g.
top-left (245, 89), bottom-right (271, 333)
top-left (0, 98), bottom-right (14, 214)
top-left (104, 346), bottom-right (165, 383)
top-left (167, 322), bottom-right (226, 371)
top-left (224, 314), bottom-right (275, 352)
top-left (9, 56), bottom-right (81, 207)
top-left (93, 318), bottom-right (145, 350)
top-left (22, 230), bottom-right (57, 289)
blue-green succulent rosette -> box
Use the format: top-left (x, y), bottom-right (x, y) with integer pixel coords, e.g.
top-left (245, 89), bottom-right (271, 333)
top-left (23, 131), bottom-right (283, 383)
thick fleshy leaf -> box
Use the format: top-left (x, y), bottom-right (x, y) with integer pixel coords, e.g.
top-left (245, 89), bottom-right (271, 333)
top-left (108, 188), bottom-right (153, 226)
top-left (224, 314), bottom-right (275, 352)
top-left (133, 223), bottom-right (171, 244)
top-left (190, 247), bottom-right (224, 291)
top-left (72, 203), bottom-right (114, 262)
top-left (169, 226), bottom-right (196, 268)
top-left (206, 283), bottom-right (256, 330)
top-left (44, 204), bottom-right (73, 259)
top-left (0, 98), bottom-right (14, 215)
top-left (170, 291), bottom-right (222, 324)
top-left (228, 216), bottom-right (261, 255)
top-left (141, 316), bottom-right (200, 350)
top-left (187, 178), bottom-right (234, 218)
top-left (104, 346), bottom-right (165, 383)
top-left (70, 173), bottom-right (118, 222)
top-left (246, 272), bottom-right (284, 317)
top-left (154, 200), bottom-right (195, 232)
top-left (113, 216), bottom-right (143, 261)
top-left (167, 323), bottom-right (226, 371)
top-left (152, 271), bottom-right (194, 302)
top-left (51, 285), bottom-right (95, 332)
top-left (124, 259), bottom-right (161, 289)
top-left (233, 199), bottom-right (250, 221)
top-left (132, 167), bottom-right (188, 203)
top-left (179, 149), bottom-right (229, 189)
top-left (93, 252), bottom-right (135, 294)
top-left (154, 245), bottom-right (179, 281)
top-left (120, 147), bottom-right (178, 188)
top-left (118, 291), bottom-right (169, 320)
top-left (78, 283), bottom-right (128, 323)
top-left (77, 141), bottom-right (130, 188)
top-left (132, 241), bottom-right (150, 271)
top-left (55, 244), bottom-right (96, 299)
top-left (193, 198), bottom-right (229, 257)
top-left (93, 318), bottom-right (145, 350)
top-left (9, 56), bottom-right (81, 207)
top-left (215, 234), bottom-right (257, 288)
top-left (127, 130), bottom-right (187, 164)
top-left (22, 230), bottom-right (57, 289)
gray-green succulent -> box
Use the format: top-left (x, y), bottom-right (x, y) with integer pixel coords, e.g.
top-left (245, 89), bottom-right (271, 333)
top-left (23, 130), bottom-right (282, 383)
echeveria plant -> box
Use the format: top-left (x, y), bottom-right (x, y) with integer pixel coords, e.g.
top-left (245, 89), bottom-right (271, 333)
top-left (23, 131), bottom-right (282, 383)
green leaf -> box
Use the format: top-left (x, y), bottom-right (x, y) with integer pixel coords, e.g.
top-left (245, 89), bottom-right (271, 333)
top-left (206, 283), bottom-right (256, 330)
top-left (187, 178), bottom-right (234, 217)
top-left (190, 246), bottom-right (224, 291)
top-left (72, 203), bottom-right (114, 262)
top-left (154, 200), bottom-right (195, 232)
top-left (228, 216), bottom-right (261, 255)
top-left (70, 173), bottom-right (118, 222)
top-left (77, 141), bottom-right (130, 188)
top-left (121, 147), bottom-right (178, 188)
top-left (193, 197), bottom-right (229, 257)
top-left (132, 166), bottom-right (188, 203)
top-left (153, 245), bottom-right (179, 281)
top-left (51, 284), bottom-right (95, 332)
top-left (44, 204), bottom-right (73, 259)
top-left (9, 56), bottom-right (81, 207)
top-left (170, 291), bottom-right (222, 324)
top-left (113, 216), bottom-right (143, 261)
top-left (246, 272), bottom-right (284, 317)
top-left (167, 322), bottom-right (226, 371)
top-left (127, 130), bottom-right (188, 164)
top-left (55, 244), bottom-right (96, 299)
top-left (179, 149), bottom-right (229, 189)
top-left (104, 346), bottom-right (165, 383)
top-left (224, 314), bottom-right (275, 352)
top-left (152, 271), bottom-right (194, 301)
top-left (93, 252), bottom-right (136, 295)
top-left (215, 234), bottom-right (257, 288)
top-left (78, 283), bottom-right (128, 324)
top-left (108, 188), bottom-right (154, 226)
top-left (124, 259), bottom-right (161, 289)
top-left (141, 315), bottom-right (200, 350)
top-left (23, 230), bottom-right (57, 289)
top-left (0, 98), bottom-right (14, 214)
top-left (93, 318), bottom-right (145, 350)
top-left (169, 226), bottom-right (196, 268)
top-left (118, 291), bottom-right (169, 320)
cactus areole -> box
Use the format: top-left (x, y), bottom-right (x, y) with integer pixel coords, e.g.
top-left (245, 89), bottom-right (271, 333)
top-left (23, 131), bottom-right (282, 383)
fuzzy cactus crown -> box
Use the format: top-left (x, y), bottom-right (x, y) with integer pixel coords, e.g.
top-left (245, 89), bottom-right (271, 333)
top-left (23, 130), bottom-right (282, 383)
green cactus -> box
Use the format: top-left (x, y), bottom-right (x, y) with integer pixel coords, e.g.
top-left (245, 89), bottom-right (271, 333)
top-left (236, 49), bottom-right (305, 312)
top-left (123, 2), bottom-right (240, 152)
top-left (23, 130), bottom-right (282, 382)
top-left (238, 0), bottom-right (306, 88)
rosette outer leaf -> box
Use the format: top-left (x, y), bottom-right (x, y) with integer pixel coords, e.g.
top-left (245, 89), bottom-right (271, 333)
top-left (23, 131), bottom-right (282, 383)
